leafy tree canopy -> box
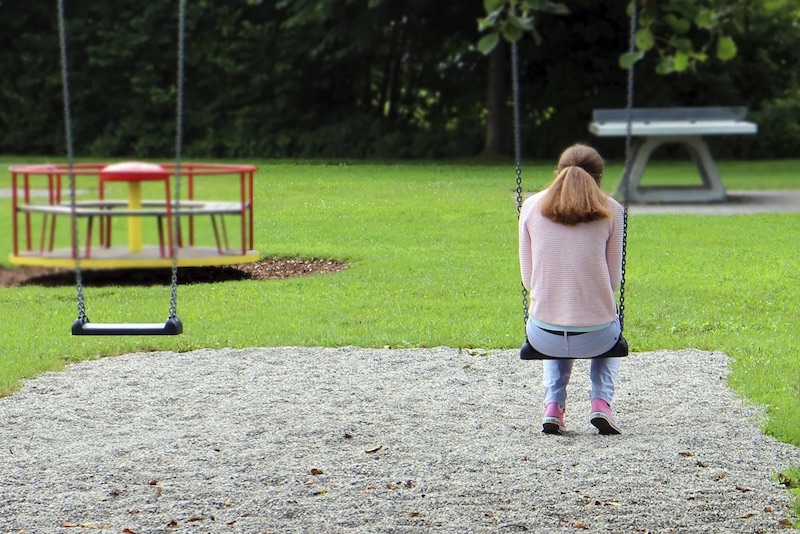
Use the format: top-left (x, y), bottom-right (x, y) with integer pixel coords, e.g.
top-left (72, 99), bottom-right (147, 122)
top-left (478, 0), bottom-right (800, 73)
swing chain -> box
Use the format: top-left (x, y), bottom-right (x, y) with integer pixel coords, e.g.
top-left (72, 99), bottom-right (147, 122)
top-left (511, 41), bottom-right (529, 325)
top-left (618, 0), bottom-right (638, 333)
top-left (169, 0), bottom-right (187, 321)
top-left (58, 0), bottom-right (186, 326)
top-left (57, 0), bottom-right (87, 323)
top-left (511, 5), bottom-right (637, 334)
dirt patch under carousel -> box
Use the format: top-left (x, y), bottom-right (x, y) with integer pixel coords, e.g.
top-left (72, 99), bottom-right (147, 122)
top-left (0, 257), bottom-right (348, 288)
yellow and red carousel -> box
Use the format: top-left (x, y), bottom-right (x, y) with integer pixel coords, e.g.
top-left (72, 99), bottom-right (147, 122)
top-left (9, 161), bottom-right (259, 269)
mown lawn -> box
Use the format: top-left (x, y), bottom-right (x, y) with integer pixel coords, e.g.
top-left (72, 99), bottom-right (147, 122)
top-left (1, 158), bottom-right (798, 455)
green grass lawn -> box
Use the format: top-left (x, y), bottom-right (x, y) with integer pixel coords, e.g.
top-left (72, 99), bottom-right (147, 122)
top-left (1, 159), bottom-right (799, 469)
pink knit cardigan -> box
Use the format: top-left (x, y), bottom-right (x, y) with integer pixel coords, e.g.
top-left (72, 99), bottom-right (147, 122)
top-left (518, 190), bottom-right (624, 328)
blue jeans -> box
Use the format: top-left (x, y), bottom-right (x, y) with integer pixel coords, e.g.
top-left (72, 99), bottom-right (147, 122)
top-left (526, 317), bottom-right (622, 405)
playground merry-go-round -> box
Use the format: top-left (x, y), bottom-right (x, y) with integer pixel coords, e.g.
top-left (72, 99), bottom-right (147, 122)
top-left (8, 161), bottom-right (259, 270)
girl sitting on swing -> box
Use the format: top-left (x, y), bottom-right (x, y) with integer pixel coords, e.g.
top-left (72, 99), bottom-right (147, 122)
top-left (518, 143), bottom-right (625, 435)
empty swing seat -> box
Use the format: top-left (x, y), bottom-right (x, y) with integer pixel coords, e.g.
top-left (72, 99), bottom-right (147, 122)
top-left (72, 317), bottom-right (183, 336)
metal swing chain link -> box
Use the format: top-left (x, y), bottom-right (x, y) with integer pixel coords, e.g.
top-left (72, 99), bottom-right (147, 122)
top-left (56, 0), bottom-right (87, 323)
top-left (169, 0), bottom-right (187, 320)
top-left (511, 41), bottom-right (529, 325)
top-left (618, 1), bottom-right (638, 334)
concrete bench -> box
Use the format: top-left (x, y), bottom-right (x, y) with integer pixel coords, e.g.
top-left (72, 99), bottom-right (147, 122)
top-left (589, 107), bottom-right (758, 203)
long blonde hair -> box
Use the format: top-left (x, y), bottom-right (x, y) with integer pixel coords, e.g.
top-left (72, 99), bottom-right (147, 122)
top-left (539, 144), bottom-right (611, 225)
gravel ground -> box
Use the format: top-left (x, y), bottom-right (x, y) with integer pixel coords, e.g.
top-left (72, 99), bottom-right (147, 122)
top-left (0, 347), bottom-right (798, 533)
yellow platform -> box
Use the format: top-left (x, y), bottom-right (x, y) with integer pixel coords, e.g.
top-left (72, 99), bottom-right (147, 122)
top-left (9, 246), bottom-right (260, 269)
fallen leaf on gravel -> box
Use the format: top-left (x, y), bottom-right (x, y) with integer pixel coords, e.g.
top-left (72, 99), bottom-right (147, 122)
top-left (735, 485), bottom-right (751, 493)
top-left (573, 520), bottom-right (589, 529)
top-left (765, 506), bottom-right (773, 513)
top-left (313, 488), bottom-right (329, 496)
top-left (122, 529), bottom-right (137, 534)
top-left (775, 472), bottom-right (798, 488)
top-left (405, 480), bottom-right (416, 489)
top-left (148, 479), bottom-right (159, 485)
top-left (60, 522), bottom-right (79, 528)
top-left (365, 445), bottom-right (383, 454)
top-left (387, 482), bottom-right (399, 490)
top-left (739, 513), bottom-right (756, 519)
top-left (407, 512), bottom-right (421, 517)
top-left (167, 519), bottom-right (179, 528)
top-left (696, 461), bottom-right (708, 468)
top-left (309, 468), bottom-right (324, 475)
top-left (679, 451), bottom-right (694, 457)
top-left (186, 514), bottom-right (204, 522)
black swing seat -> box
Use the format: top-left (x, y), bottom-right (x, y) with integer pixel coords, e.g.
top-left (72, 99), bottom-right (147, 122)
top-left (72, 317), bottom-right (183, 336)
top-left (520, 334), bottom-right (628, 360)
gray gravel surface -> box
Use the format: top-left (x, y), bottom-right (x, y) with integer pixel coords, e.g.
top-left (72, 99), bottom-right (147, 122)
top-left (1, 347), bottom-right (798, 533)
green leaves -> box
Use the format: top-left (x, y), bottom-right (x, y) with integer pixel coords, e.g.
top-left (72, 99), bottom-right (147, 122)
top-left (664, 14), bottom-right (691, 34)
top-left (635, 28), bottom-right (655, 52)
top-left (484, 0), bottom-right (505, 12)
top-left (476, 0), bottom-right (568, 55)
top-left (503, 12), bottom-right (534, 42)
top-left (620, 0), bottom-right (747, 73)
top-left (694, 9), bottom-right (714, 30)
top-left (477, 33), bottom-right (500, 55)
top-left (619, 51), bottom-right (645, 70)
top-left (716, 35), bottom-right (737, 61)
top-left (655, 56), bottom-right (674, 75)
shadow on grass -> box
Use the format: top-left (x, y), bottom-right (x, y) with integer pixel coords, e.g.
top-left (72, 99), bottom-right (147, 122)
top-left (0, 258), bottom-right (348, 288)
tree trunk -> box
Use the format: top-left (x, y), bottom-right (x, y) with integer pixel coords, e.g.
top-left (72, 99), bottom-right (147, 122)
top-left (482, 42), bottom-right (508, 156)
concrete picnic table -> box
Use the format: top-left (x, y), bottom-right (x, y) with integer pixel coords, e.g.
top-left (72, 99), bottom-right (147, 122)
top-left (589, 107), bottom-right (758, 203)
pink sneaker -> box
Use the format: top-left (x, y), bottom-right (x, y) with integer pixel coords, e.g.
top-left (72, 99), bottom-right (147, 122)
top-left (590, 398), bottom-right (621, 435)
top-left (542, 402), bottom-right (566, 434)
